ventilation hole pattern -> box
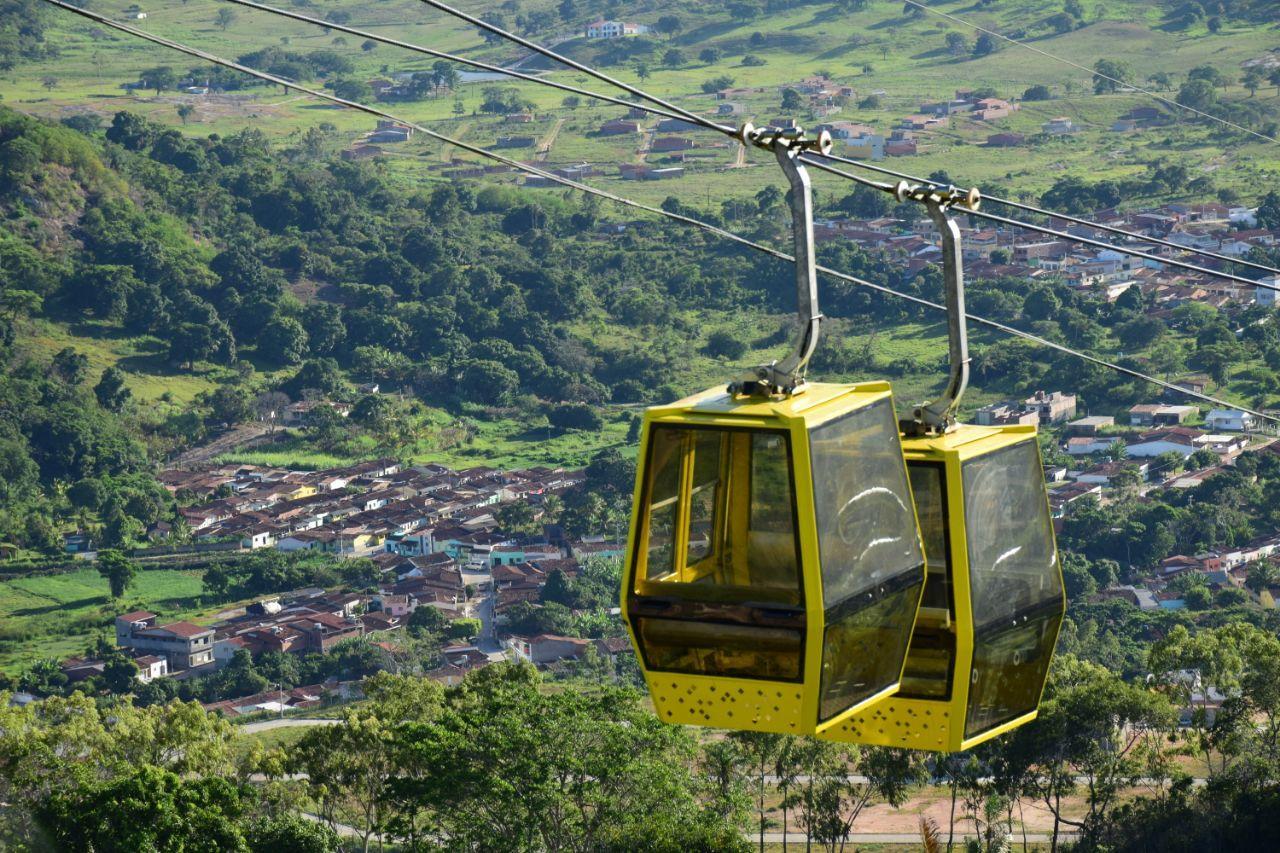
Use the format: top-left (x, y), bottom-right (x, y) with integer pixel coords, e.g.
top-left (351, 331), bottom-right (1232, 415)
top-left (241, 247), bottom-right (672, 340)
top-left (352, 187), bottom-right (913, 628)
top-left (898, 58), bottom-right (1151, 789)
top-left (653, 680), bottom-right (803, 731)
top-left (834, 703), bottom-right (949, 749)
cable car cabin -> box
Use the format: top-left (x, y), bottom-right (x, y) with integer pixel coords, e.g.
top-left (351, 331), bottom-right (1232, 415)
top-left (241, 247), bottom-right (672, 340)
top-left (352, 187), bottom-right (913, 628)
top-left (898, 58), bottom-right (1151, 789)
top-left (820, 425), bottom-right (1065, 752)
top-left (621, 382), bottom-right (927, 736)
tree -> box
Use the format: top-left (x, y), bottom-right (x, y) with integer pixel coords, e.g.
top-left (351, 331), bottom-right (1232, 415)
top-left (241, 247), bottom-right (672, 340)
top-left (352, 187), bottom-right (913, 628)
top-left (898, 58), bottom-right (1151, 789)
top-left (96, 549), bottom-right (138, 599)
top-left (1256, 190), bottom-right (1280, 231)
top-left (1000, 656), bottom-right (1176, 849)
top-left (699, 47), bottom-right (721, 65)
top-left (1093, 59), bottom-right (1129, 94)
top-left (41, 74), bottom-right (57, 91)
top-left (561, 95), bottom-right (580, 110)
top-left (972, 32), bottom-right (996, 56)
top-left (461, 360), bottom-right (519, 406)
top-left (945, 31), bottom-right (969, 57)
top-left (1178, 78), bottom-right (1218, 111)
top-left (331, 78), bottom-right (373, 102)
top-left (1243, 67), bottom-right (1266, 97)
top-left (634, 62), bottom-right (650, 82)
top-left (654, 14), bottom-right (682, 39)
top-left (52, 347), bottom-right (89, 385)
top-left (175, 103), bottom-right (194, 124)
top-left (1023, 84), bottom-right (1052, 101)
top-left (780, 87), bottom-right (803, 111)
top-left (215, 8), bottom-right (237, 30)
top-left (141, 65), bottom-right (176, 96)
top-left (93, 367), bottom-right (131, 412)
top-left (258, 316), bottom-right (309, 365)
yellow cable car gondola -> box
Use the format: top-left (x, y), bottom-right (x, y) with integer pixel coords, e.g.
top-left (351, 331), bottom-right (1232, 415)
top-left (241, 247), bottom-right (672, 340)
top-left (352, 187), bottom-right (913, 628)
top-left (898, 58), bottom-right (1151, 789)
top-left (818, 194), bottom-right (1065, 752)
top-left (621, 126), bottom-right (1065, 750)
top-left (621, 127), bottom-right (928, 736)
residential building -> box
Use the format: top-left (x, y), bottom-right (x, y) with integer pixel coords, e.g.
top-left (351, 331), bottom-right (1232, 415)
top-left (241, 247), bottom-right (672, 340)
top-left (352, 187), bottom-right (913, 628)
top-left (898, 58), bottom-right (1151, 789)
top-left (1024, 390), bottom-right (1077, 424)
top-left (974, 402), bottom-right (1039, 427)
top-left (1256, 276), bottom-right (1280, 307)
top-left (1066, 436), bottom-right (1121, 456)
top-left (986, 132), bottom-right (1024, 147)
top-left (1205, 409), bottom-right (1257, 432)
top-left (1042, 117), bottom-right (1075, 135)
top-left (116, 612), bottom-right (215, 671)
top-left (599, 119), bottom-right (641, 135)
top-left (1067, 415), bottom-right (1115, 436)
top-left (584, 20), bottom-right (647, 38)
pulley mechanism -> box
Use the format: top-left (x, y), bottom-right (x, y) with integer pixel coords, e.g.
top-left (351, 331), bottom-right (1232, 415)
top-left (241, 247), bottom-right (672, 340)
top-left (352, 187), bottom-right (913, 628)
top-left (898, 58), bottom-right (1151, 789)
top-left (727, 123), bottom-right (832, 398)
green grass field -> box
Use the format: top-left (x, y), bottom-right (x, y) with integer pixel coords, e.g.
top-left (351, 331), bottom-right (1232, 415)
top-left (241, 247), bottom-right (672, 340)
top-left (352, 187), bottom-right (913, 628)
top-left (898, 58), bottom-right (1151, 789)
top-left (0, 566), bottom-right (221, 673)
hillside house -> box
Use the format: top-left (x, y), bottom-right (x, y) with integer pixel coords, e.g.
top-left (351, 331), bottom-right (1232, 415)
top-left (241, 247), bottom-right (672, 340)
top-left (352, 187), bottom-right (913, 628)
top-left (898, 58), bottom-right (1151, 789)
top-left (116, 612), bottom-right (214, 671)
top-left (974, 402), bottom-right (1039, 427)
top-left (1042, 117), bottom-right (1075, 135)
top-left (585, 20), bottom-right (647, 38)
top-left (1024, 390), bottom-right (1077, 424)
top-left (987, 132), bottom-right (1025, 147)
top-left (1066, 436), bottom-right (1121, 456)
top-left (598, 119), bottom-right (641, 136)
top-left (651, 136), bottom-right (695, 152)
top-left (1067, 415), bottom-right (1115, 436)
top-left (1205, 409), bottom-right (1258, 432)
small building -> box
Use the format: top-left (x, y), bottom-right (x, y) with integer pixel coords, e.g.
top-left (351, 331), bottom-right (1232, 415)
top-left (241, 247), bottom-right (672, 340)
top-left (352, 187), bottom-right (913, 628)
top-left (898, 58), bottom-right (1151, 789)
top-left (1024, 390), bottom-right (1077, 424)
top-left (986, 132), bottom-right (1025, 147)
top-left (494, 136), bottom-right (536, 148)
top-left (974, 402), bottom-right (1039, 427)
top-left (1066, 436), bottom-right (1121, 456)
top-left (1204, 409), bottom-right (1257, 432)
top-left (584, 20), bottom-right (647, 38)
top-left (1067, 415), bottom-right (1115, 436)
top-left (651, 136), bottom-right (696, 152)
top-left (598, 119), bottom-right (642, 136)
top-left (1042, 117), bottom-right (1075, 135)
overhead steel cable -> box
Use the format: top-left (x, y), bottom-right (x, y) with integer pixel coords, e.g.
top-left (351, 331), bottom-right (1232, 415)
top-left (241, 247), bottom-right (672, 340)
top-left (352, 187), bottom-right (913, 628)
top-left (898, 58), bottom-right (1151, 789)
top-left (412, 0), bottom-right (734, 135)
top-left (899, 0), bottom-right (1278, 146)
top-left (813, 150), bottom-right (1280, 277)
top-left (805, 155), bottom-right (1280, 293)
top-left (319, 0), bottom-right (1280, 280)
top-left (36, 0), bottom-right (1277, 424)
top-left (213, 0), bottom-right (695, 125)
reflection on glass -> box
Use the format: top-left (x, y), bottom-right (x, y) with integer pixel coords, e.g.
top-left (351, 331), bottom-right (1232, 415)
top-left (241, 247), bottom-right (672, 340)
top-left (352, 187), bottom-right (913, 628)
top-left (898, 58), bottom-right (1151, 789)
top-left (962, 439), bottom-right (1063, 737)
top-left (810, 400), bottom-right (924, 606)
top-left (908, 463), bottom-right (951, 611)
top-left (964, 612), bottom-right (1062, 737)
top-left (637, 617), bottom-right (803, 681)
top-left (630, 425), bottom-right (804, 680)
top-left (963, 441), bottom-right (1062, 628)
top-left (818, 580), bottom-right (922, 720)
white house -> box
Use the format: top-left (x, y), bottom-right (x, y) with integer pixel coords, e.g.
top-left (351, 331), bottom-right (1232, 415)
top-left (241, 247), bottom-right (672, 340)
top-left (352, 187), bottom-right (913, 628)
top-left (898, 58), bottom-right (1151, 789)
top-left (1205, 409), bottom-right (1257, 432)
top-left (1065, 436), bottom-right (1121, 456)
top-left (1255, 276), bottom-right (1279, 308)
top-left (1125, 429), bottom-right (1200, 458)
top-left (585, 20), bottom-right (647, 38)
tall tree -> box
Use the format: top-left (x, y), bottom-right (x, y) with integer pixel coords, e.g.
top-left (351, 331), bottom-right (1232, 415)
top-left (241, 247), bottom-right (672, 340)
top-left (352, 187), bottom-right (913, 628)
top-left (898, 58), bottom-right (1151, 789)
top-left (96, 549), bottom-right (138, 599)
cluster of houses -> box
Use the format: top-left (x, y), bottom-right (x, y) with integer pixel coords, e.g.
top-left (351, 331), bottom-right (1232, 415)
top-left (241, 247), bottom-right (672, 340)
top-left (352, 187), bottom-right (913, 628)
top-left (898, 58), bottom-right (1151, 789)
top-left (812, 199), bottom-right (1277, 308)
top-left (161, 457), bottom-right (588, 558)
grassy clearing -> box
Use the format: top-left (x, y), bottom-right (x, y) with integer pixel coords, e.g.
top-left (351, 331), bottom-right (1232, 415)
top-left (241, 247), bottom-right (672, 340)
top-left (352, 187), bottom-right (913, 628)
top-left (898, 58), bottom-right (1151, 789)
top-left (0, 566), bottom-right (213, 673)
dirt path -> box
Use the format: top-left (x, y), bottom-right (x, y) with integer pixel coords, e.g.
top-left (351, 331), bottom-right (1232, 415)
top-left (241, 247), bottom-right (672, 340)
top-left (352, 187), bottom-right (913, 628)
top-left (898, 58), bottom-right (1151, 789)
top-left (170, 422), bottom-right (271, 467)
top-left (536, 117), bottom-right (566, 161)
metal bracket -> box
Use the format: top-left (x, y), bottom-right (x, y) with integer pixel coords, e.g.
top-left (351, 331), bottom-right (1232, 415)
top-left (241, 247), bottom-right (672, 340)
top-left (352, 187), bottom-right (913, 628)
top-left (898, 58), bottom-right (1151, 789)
top-left (728, 123), bottom-right (832, 398)
top-left (900, 184), bottom-right (981, 435)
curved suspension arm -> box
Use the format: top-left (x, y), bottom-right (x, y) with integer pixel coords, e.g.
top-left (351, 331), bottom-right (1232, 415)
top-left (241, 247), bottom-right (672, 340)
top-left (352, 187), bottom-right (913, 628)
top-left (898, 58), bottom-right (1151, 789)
top-left (731, 130), bottom-right (828, 397)
top-left (907, 198), bottom-right (971, 432)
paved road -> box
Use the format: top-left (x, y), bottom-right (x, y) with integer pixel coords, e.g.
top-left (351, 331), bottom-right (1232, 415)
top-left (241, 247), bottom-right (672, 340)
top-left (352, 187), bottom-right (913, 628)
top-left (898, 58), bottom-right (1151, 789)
top-left (240, 717), bottom-right (340, 734)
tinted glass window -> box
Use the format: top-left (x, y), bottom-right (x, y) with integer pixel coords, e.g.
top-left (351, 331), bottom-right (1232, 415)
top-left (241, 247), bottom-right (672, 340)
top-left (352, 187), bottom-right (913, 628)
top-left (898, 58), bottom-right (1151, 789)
top-left (810, 400), bottom-right (924, 606)
top-left (630, 425), bottom-right (804, 681)
top-left (962, 441), bottom-right (1062, 628)
top-left (632, 426), bottom-right (801, 605)
top-left (635, 617), bottom-right (803, 681)
top-left (962, 440), bottom-right (1064, 738)
top-left (818, 577), bottom-right (920, 720)
top-left (908, 463), bottom-right (951, 611)
top-left (964, 611), bottom-right (1062, 737)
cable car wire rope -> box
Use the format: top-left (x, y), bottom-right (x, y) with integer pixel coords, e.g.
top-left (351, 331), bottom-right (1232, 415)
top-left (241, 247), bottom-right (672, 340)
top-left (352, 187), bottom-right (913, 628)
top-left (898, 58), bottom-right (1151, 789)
top-left (802, 156), bottom-right (1280, 293)
top-left (216, 0), bottom-right (1280, 282)
top-left (36, 0), bottom-right (1279, 424)
top-left (408, 0), bottom-right (1280, 277)
top-left (809, 151), bottom-right (1280, 278)
top-left (212, 0), bottom-right (696, 124)
top-left (899, 0), bottom-right (1279, 146)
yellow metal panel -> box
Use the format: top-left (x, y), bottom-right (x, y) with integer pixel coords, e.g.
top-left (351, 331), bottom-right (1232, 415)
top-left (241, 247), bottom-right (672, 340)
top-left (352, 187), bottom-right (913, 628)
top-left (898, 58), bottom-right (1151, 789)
top-left (645, 672), bottom-right (808, 734)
